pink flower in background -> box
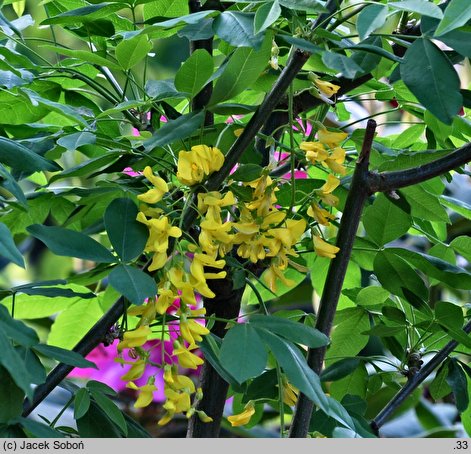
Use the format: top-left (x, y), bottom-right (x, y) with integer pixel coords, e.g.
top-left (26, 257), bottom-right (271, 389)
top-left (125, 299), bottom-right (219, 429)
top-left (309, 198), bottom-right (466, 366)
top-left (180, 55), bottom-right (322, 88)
top-left (292, 118), bottom-right (313, 138)
top-left (122, 167), bottom-right (141, 177)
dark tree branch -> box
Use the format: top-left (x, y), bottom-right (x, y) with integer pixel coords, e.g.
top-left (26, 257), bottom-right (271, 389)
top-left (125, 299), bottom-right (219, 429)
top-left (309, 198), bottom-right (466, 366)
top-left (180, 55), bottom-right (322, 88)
top-left (186, 273), bottom-right (244, 437)
top-left (371, 319), bottom-right (471, 434)
top-left (23, 297), bottom-right (127, 417)
top-left (367, 142), bottom-right (471, 194)
top-left (289, 119), bottom-right (377, 438)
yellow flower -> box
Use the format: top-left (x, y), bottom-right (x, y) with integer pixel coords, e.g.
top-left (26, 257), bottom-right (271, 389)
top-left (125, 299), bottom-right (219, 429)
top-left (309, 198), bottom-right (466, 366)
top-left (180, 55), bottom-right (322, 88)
top-left (178, 307), bottom-right (210, 347)
top-left (156, 288), bottom-right (178, 314)
top-left (177, 145), bottom-right (224, 186)
top-left (137, 213), bottom-right (182, 271)
top-left (317, 129), bottom-right (348, 148)
top-left (263, 264), bottom-right (295, 292)
top-left (307, 203), bottom-right (335, 226)
top-left (313, 236), bottom-right (340, 259)
top-left (126, 381), bottom-right (157, 408)
top-left (314, 79), bottom-right (340, 98)
top-left (324, 147), bottom-right (346, 175)
top-left (316, 174), bottom-right (340, 207)
top-left (173, 342), bottom-right (204, 370)
top-left (281, 377), bottom-right (299, 406)
top-left (118, 325), bottom-right (151, 351)
top-left (120, 360), bottom-right (146, 381)
top-left (300, 141), bottom-right (329, 165)
top-left (127, 298), bottom-right (157, 326)
top-left (137, 166), bottom-right (168, 204)
top-left (197, 191), bottom-right (236, 222)
top-left (227, 402), bottom-right (256, 427)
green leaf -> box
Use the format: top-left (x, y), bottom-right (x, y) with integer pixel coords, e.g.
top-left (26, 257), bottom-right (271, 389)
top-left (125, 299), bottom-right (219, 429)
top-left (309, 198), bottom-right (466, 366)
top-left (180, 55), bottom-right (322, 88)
top-left (0, 329), bottom-right (33, 398)
top-left (116, 35), bottom-right (152, 70)
top-left (74, 388), bottom-right (91, 420)
top-left (143, 111), bottom-right (204, 151)
top-left (400, 184), bottom-right (449, 223)
top-left (355, 286), bottom-right (390, 307)
top-left (40, 3), bottom-right (124, 25)
top-left (429, 361), bottom-right (452, 400)
top-left (322, 51), bottom-right (364, 79)
top-left (76, 401), bottom-right (122, 437)
top-left (0, 305), bottom-right (39, 347)
top-left (257, 328), bottom-right (356, 431)
top-left (90, 390), bottom-right (127, 436)
top-left (143, 0), bottom-right (189, 19)
top-left (279, 35), bottom-right (322, 54)
top-left (278, 0), bottom-right (326, 12)
top-left (199, 334), bottom-right (240, 387)
top-left (434, 0), bottom-right (471, 36)
top-left (250, 314), bottom-right (329, 348)
top-left (0, 137), bottom-right (61, 174)
top-left (219, 324), bottom-right (267, 384)
top-left (390, 247), bottom-right (471, 290)
top-left (39, 45), bottom-right (121, 71)
top-left (329, 364), bottom-right (369, 401)
top-left (16, 417), bottom-right (64, 438)
top-left (401, 288), bottom-right (433, 316)
top-left (174, 49), bottom-right (214, 97)
top-left (254, 0), bottom-right (281, 34)
top-left (48, 297), bottom-right (104, 350)
top-left (213, 12), bottom-right (264, 49)
top-left (15, 347), bottom-right (46, 385)
top-left (441, 196), bottom-right (471, 220)
top-left (33, 344), bottom-right (97, 369)
top-left (357, 4), bottom-right (388, 40)
top-left (86, 380), bottom-right (117, 397)
top-left (326, 308), bottom-right (370, 363)
top-left (401, 38), bottom-right (462, 125)
top-left (389, 0), bottom-right (443, 19)
top-left (0, 164), bottom-right (27, 206)
top-left (435, 301), bottom-right (463, 330)
top-left (210, 33), bottom-right (271, 104)
top-left (321, 358), bottom-right (361, 382)
top-left (363, 193), bottom-right (412, 246)
top-left (108, 264), bottom-right (157, 306)
top-left (104, 198), bottom-right (148, 262)
top-left (144, 10), bottom-right (217, 29)
top-left (373, 249), bottom-right (428, 300)
top-left (56, 131), bottom-right (96, 151)
top-left (27, 224), bottom-right (117, 264)
top-left (392, 124), bottom-right (426, 148)
top-left (362, 324), bottom-right (404, 337)
top-left (230, 164), bottom-right (263, 182)
top-left (450, 236), bottom-right (471, 262)
top-left (0, 222), bottom-right (24, 268)
top-left (446, 359), bottom-right (469, 412)
top-left (0, 366), bottom-right (24, 423)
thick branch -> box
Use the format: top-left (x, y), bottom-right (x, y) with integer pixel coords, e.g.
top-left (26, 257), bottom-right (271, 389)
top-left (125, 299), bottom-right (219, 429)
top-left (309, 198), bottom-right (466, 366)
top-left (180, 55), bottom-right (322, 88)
top-left (371, 319), bottom-right (471, 433)
top-left (289, 120), bottom-right (377, 438)
top-left (367, 142), bottom-right (471, 193)
top-left (186, 273), bottom-right (244, 437)
top-left (23, 297), bottom-right (127, 416)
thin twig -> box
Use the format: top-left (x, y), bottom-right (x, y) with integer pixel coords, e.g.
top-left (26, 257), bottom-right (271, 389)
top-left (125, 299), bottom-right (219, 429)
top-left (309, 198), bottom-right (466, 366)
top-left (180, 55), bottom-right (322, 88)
top-left (371, 319), bottom-right (471, 433)
top-left (289, 119), bottom-right (377, 438)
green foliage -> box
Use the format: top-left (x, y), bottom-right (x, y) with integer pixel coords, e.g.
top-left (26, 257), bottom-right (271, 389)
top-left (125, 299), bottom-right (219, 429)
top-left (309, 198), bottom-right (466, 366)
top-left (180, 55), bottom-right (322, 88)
top-left (0, 0), bottom-right (470, 440)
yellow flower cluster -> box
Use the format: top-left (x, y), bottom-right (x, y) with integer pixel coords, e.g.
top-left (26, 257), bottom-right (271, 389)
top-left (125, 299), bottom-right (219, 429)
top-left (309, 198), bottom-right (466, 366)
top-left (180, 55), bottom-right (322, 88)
top-left (177, 145), bottom-right (224, 186)
top-left (298, 125), bottom-right (349, 261)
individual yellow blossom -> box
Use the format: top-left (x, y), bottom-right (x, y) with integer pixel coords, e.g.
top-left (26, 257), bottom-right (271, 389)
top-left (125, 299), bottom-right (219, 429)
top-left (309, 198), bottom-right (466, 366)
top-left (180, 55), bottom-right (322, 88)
top-left (281, 378), bottom-right (299, 406)
top-left (316, 174), bottom-right (340, 207)
top-left (156, 288), bottom-right (178, 314)
top-left (177, 145), bottom-right (224, 186)
top-left (227, 402), bottom-right (256, 427)
top-left (118, 325), bottom-right (151, 351)
top-left (136, 213), bottom-right (182, 271)
top-left (314, 79), bottom-right (340, 98)
top-left (317, 128), bottom-right (348, 148)
top-left (173, 341), bottom-right (204, 370)
top-left (178, 307), bottom-right (210, 347)
top-left (190, 251), bottom-right (226, 287)
top-left (263, 263), bottom-right (295, 292)
top-left (324, 147), bottom-right (346, 175)
top-left (197, 191), bottom-right (236, 222)
top-left (126, 380), bottom-right (157, 408)
top-left (119, 359), bottom-right (146, 381)
top-left (168, 267), bottom-right (198, 306)
top-left (307, 203), bottom-right (335, 226)
top-left (137, 166), bottom-right (169, 204)
top-left (127, 298), bottom-right (157, 326)
top-left (313, 235), bottom-right (340, 259)
top-left (300, 141), bottom-right (329, 165)
top-left (199, 218), bottom-right (234, 258)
